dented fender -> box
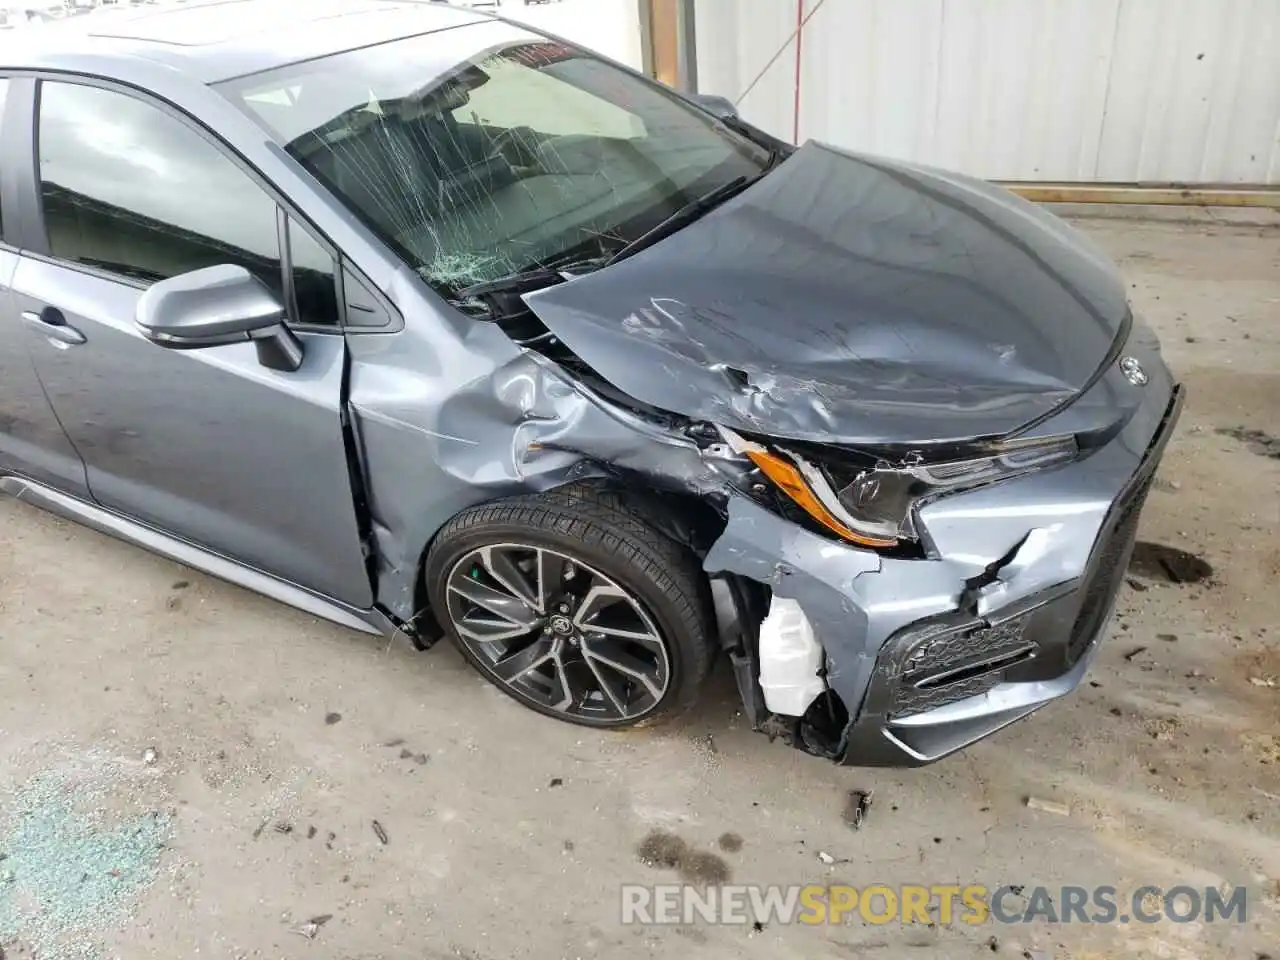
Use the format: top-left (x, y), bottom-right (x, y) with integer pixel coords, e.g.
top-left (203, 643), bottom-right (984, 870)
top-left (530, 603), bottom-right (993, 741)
top-left (347, 322), bottom-right (747, 622)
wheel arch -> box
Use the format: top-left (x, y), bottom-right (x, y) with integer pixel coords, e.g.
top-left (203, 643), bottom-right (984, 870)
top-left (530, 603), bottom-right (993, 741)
top-left (408, 478), bottom-right (731, 649)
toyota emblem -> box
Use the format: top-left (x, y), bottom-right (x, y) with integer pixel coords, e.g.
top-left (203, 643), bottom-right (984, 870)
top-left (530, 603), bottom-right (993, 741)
top-left (1120, 356), bottom-right (1148, 386)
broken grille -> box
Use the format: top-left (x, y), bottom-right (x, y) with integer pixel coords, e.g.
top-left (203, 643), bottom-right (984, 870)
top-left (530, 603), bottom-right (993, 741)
top-left (891, 618), bottom-right (1036, 718)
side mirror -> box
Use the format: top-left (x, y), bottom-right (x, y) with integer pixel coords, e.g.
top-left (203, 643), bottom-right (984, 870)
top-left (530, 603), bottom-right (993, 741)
top-left (690, 93), bottom-right (739, 120)
top-left (135, 264), bottom-right (304, 372)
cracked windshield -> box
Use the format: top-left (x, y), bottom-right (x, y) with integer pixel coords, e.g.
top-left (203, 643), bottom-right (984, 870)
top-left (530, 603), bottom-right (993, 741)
top-left (218, 20), bottom-right (770, 300)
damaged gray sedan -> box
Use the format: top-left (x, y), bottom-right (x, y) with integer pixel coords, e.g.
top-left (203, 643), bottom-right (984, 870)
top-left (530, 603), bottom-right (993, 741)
top-left (0, 0), bottom-right (1182, 765)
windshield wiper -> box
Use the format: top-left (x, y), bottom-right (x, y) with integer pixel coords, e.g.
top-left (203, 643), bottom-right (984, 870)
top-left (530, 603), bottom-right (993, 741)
top-left (717, 114), bottom-right (789, 164)
top-left (456, 255), bottom-right (609, 300)
top-left (604, 175), bottom-right (756, 267)
top-left (455, 158), bottom-right (778, 303)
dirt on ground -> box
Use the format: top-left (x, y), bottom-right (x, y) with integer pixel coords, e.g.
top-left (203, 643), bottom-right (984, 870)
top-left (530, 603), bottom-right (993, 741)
top-left (1, 210), bottom-right (1278, 959)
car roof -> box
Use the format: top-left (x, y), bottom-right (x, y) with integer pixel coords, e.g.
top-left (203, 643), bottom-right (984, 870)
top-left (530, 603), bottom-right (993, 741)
top-left (0, 0), bottom-right (490, 84)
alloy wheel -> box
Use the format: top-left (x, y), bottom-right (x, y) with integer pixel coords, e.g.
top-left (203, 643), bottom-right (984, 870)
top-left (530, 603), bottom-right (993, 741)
top-left (444, 543), bottom-right (672, 723)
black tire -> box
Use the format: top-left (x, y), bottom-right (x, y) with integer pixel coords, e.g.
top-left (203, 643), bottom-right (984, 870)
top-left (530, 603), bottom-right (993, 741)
top-left (424, 484), bottom-right (714, 728)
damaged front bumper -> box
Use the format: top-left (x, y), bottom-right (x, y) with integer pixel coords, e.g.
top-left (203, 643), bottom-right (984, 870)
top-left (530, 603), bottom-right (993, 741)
top-left (705, 348), bottom-right (1184, 766)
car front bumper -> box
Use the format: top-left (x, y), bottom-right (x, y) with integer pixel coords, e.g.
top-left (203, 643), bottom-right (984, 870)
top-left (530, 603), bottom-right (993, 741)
top-left (703, 324), bottom-right (1183, 766)
top-left (841, 382), bottom-right (1182, 765)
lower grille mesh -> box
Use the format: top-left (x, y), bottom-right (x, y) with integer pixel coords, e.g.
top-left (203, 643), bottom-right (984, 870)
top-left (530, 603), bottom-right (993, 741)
top-left (891, 618), bottom-right (1034, 718)
top-left (893, 673), bottom-right (1003, 718)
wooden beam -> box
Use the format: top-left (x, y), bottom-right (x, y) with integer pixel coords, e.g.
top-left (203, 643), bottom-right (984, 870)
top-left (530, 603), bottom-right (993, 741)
top-left (1001, 183), bottom-right (1280, 209)
top-left (644, 0), bottom-right (680, 88)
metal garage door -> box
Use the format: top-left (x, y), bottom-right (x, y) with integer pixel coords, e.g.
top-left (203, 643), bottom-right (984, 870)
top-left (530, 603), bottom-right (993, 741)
top-left (690, 0), bottom-right (1280, 185)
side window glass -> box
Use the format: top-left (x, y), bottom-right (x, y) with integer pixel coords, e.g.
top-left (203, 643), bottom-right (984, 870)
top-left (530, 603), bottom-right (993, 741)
top-left (287, 218), bottom-right (339, 327)
top-left (37, 81), bottom-right (283, 295)
top-left (0, 77), bottom-right (9, 240)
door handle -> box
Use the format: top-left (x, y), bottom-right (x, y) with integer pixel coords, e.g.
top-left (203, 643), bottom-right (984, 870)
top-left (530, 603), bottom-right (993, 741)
top-left (22, 308), bottom-right (86, 346)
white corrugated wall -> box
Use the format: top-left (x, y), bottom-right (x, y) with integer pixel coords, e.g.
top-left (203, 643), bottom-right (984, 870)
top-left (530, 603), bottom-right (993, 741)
top-left (692, 0), bottom-right (1280, 185)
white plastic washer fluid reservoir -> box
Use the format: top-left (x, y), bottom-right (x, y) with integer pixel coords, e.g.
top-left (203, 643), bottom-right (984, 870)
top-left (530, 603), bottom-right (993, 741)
top-left (757, 597), bottom-right (826, 717)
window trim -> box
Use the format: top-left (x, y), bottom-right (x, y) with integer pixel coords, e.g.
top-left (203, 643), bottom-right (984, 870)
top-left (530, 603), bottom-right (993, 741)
top-left (0, 76), bottom-right (41, 256)
top-left (20, 71), bottom-right (368, 333)
top-left (278, 206), bottom-right (346, 333)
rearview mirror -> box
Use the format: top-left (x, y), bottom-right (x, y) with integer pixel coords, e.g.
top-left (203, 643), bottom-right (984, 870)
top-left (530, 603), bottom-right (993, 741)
top-left (135, 264), bottom-right (303, 372)
top-left (690, 93), bottom-right (739, 120)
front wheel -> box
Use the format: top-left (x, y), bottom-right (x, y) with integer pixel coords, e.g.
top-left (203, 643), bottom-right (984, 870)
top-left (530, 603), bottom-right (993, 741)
top-left (424, 486), bottom-right (714, 728)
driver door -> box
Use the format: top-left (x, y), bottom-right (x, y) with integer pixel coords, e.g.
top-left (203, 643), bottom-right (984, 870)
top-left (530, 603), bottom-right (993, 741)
top-left (8, 77), bottom-right (373, 608)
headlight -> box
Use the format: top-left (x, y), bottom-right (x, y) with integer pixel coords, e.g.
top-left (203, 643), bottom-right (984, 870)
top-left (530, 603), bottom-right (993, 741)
top-left (732, 432), bottom-right (1078, 548)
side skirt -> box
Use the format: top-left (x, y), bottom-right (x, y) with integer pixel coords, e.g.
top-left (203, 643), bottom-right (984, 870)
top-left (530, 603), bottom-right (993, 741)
top-left (0, 474), bottom-right (392, 637)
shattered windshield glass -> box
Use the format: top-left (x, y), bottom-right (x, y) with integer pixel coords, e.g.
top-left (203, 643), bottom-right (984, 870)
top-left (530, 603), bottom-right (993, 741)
top-left (218, 21), bottom-right (770, 296)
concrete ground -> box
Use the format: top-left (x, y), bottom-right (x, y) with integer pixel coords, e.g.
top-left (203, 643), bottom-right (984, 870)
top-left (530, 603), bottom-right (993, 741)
top-left (2, 211), bottom-right (1278, 959)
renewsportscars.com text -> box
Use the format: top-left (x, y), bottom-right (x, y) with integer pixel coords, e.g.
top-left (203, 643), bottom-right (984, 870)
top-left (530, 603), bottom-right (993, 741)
top-left (620, 883), bottom-right (1249, 926)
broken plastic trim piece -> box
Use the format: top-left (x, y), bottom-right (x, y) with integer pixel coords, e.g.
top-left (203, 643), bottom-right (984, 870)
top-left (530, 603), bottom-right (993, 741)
top-left (709, 576), bottom-right (769, 730)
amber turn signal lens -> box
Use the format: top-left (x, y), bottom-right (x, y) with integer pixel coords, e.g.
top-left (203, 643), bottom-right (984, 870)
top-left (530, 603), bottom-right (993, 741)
top-left (746, 448), bottom-right (898, 548)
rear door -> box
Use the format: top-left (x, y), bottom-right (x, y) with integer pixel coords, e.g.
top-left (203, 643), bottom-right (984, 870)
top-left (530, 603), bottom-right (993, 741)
top-left (0, 76), bottom-right (90, 497)
top-left (8, 76), bottom-right (373, 607)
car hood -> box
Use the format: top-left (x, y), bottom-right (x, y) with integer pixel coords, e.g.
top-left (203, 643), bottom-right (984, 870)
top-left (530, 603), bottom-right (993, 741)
top-left (522, 142), bottom-right (1131, 447)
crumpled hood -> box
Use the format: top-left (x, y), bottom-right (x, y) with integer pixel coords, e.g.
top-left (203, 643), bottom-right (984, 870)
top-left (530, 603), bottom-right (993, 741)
top-left (523, 142), bottom-right (1131, 446)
